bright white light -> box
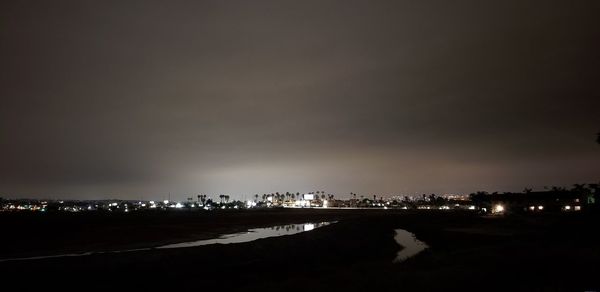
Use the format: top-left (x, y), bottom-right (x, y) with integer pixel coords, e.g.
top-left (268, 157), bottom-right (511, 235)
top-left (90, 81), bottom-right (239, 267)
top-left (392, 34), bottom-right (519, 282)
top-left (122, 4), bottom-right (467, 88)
top-left (564, 205), bottom-right (571, 210)
top-left (494, 205), bottom-right (504, 213)
top-left (149, 201), bottom-right (155, 204)
top-left (303, 194), bottom-right (314, 200)
top-left (304, 224), bottom-right (315, 231)
top-left (175, 203), bottom-right (183, 208)
top-left (296, 200), bottom-right (310, 207)
top-left (323, 200), bottom-right (328, 208)
top-left (538, 205), bottom-right (544, 210)
top-left (267, 196), bottom-right (273, 202)
top-left (529, 206), bottom-right (535, 211)
top-left (468, 205), bottom-right (476, 210)
top-left (163, 200), bottom-right (169, 204)
top-left (574, 206), bottom-right (581, 211)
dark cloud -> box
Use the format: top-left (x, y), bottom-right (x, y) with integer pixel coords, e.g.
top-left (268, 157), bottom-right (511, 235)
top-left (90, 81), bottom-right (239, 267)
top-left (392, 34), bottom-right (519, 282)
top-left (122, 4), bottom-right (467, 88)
top-left (1, 0), bottom-right (599, 200)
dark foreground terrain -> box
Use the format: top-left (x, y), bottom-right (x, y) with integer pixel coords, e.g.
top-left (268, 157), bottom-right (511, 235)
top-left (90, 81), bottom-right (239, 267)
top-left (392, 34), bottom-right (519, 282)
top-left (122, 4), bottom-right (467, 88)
top-left (1, 209), bottom-right (598, 291)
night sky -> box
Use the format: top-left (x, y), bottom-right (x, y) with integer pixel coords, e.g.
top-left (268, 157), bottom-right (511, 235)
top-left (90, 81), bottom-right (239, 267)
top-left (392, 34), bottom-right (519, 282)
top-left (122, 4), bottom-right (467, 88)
top-left (1, 1), bottom-right (599, 200)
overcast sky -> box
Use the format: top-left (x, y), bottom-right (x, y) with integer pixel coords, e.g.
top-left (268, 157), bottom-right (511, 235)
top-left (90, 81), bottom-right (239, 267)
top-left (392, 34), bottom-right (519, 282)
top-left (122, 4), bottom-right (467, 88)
top-left (1, 0), bottom-right (599, 200)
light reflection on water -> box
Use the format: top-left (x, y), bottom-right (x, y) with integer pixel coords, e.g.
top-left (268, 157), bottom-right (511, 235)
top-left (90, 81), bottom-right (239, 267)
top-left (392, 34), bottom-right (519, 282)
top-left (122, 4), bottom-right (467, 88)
top-left (157, 222), bottom-right (329, 249)
top-left (393, 229), bottom-right (428, 263)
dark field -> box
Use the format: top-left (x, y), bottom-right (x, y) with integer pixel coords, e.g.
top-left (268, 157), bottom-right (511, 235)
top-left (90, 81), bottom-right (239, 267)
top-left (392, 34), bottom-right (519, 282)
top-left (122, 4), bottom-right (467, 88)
top-left (1, 209), bottom-right (598, 291)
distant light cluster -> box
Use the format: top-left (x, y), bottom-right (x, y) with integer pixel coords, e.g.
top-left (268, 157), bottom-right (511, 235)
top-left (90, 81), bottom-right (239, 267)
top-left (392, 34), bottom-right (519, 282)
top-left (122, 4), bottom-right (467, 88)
top-left (1, 187), bottom-right (595, 214)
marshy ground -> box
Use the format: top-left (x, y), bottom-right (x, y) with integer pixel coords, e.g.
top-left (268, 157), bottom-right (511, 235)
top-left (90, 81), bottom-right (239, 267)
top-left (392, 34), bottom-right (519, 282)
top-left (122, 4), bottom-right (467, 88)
top-left (1, 209), bottom-right (598, 291)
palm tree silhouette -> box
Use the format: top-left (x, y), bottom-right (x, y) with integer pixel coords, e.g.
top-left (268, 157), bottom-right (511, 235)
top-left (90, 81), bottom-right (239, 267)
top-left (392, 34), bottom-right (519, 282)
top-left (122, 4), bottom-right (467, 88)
top-left (198, 194), bottom-right (207, 205)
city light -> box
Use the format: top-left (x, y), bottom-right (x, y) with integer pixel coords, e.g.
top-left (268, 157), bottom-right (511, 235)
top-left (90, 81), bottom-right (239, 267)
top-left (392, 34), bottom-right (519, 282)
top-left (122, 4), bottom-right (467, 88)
top-left (0, 188), bottom-right (593, 214)
top-left (494, 204), bottom-right (504, 213)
